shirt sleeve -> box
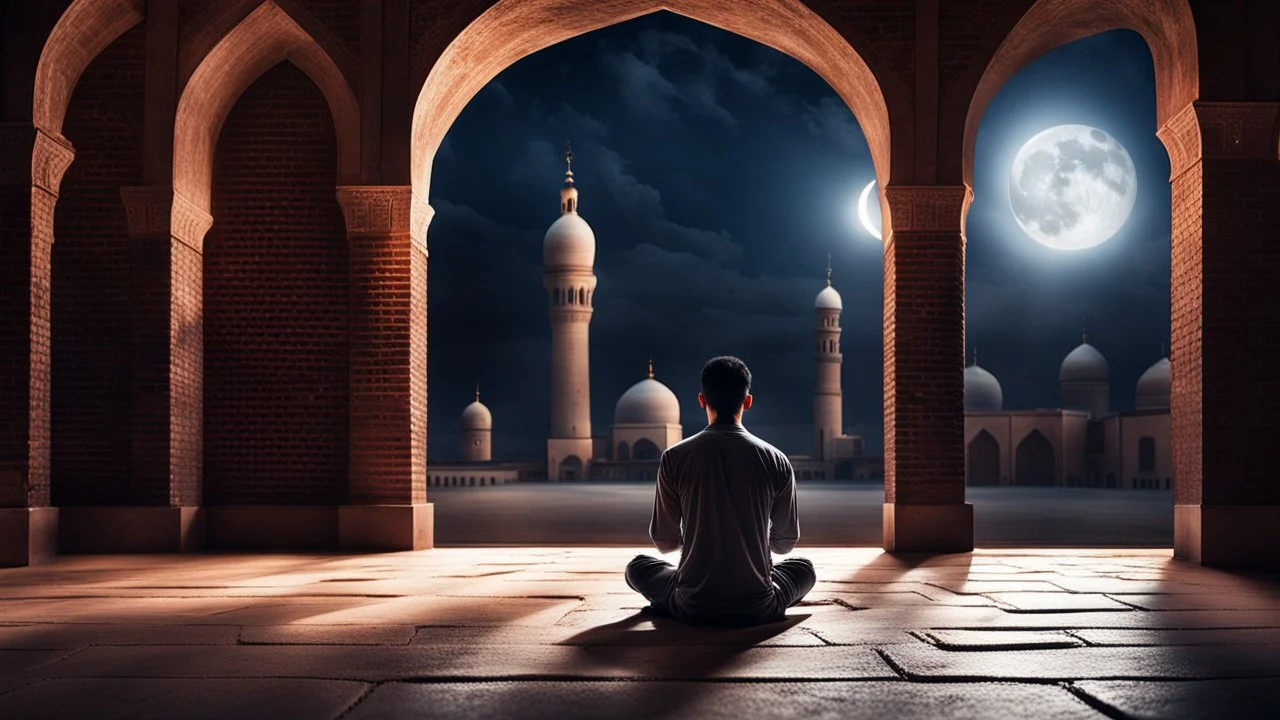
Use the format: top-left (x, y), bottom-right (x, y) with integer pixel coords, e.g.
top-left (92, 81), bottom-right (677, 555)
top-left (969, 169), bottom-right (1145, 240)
top-left (768, 456), bottom-right (800, 554)
top-left (649, 451), bottom-right (683, 554)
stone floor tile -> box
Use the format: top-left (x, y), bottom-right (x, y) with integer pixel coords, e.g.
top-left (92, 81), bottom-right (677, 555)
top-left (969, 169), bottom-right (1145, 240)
top-left (0, 650), bottom-right (74, 678)
top-left (988, 592), bottom-right (1135, 612)
top-left (884, 644), bottom-right (1280, 680)
top-left (1045, 577), bottom-right (1234, 594)
top-left (1106, 593), bottom-right (1280, 611)
top-left (923, 630), bottom-right (1084, 650)
top-left (238, 624), bottom-right (417, 645)
top-left (925, 580), bottom-right (1068, 595)
top-left (345, 680), bottom-right (1101, 720)
top-left (38, 644), bottom-right (896, 681)
top-left (1070, 628), bottom-right (1280, 646)
top-left (0, 678), bottom-right (369, 720)
top-left (1074, 679), bottom-right (1280, 720)
top-left (213, 596), bottom-right (582, 627)
top-left (0, 624), bottom-right (239, 649)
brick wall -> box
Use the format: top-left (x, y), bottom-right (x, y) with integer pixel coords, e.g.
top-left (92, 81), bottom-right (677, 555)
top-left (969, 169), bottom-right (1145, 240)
top-left (50, 24), bottom-right (146, 506)
top-left (205, 61), bottom-right (349, 506)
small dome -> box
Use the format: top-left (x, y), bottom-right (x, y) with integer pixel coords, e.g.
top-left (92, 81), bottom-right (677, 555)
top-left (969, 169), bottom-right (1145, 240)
top-left (615, 378), bottom-right (680, 425)
top-left (1060, 342), bottom-right (1109, 383)
top-left (461, 399), bottom-right (492, 431)
top-left (815, 285), bottom-right (842, 310)
top-left (965, 364), bottom-right (1003, 411)
top-left (543, 213), bottom-right (596, 268)
top-left (1135, 357), bottom-right (1170, 410)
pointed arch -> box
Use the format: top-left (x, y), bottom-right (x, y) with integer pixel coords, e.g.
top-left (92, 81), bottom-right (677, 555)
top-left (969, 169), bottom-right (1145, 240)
top-left (173, 1), bottom-right (360, 215)
top-left (952, 0), bottom-right (1198, 186)
top-left (1014, 430), bottom-right (1056, 487)
top-left (966, 429), bottom-right (1001, 486)
top-left (33, 0), bottom-right (144, 137)
top-left (410, 0), bottom-right (902, 241)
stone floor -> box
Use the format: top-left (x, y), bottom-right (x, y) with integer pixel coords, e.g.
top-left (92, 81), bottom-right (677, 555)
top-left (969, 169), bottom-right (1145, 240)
top-left (0, 548), bottom-right (1278, 719)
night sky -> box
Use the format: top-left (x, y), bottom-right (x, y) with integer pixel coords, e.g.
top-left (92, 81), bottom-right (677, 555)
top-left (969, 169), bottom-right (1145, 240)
top-left (426, 13), bottom-right (1170, 461)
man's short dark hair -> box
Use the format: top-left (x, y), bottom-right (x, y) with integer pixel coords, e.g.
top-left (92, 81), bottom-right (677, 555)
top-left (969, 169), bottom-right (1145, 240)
top-left (701, 356), bottom-right (752, 419)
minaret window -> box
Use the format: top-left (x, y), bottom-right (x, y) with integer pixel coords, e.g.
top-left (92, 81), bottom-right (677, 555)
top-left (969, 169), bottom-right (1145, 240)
top-left (578, 288), bottom-right (586, 305)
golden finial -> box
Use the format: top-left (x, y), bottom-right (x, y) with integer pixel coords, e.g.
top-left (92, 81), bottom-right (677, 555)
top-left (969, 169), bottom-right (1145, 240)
top-left (564, 140), bottom-right (574, 184)
top-left (826, 254), bottom-right (832, 287)
top-left (647, 356), bottom-right (654, 380)
top-left (474, 380), bottom-right (480, 402)
top-left (972, 347), bottom-right (978, 366)
top-left (1081, 317), bottom-right (1088, 344)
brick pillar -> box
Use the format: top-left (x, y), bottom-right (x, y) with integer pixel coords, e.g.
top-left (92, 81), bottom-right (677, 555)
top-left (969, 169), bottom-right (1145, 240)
top-left (1158, 102), bottom-right (1280, 568)
top-left (0, 125), bottom-right (73, 566)
top-left (55, 187), bottom-right (210, 553)
top-left (336, 186), bottom-right (432, 550)
top-left (881, 185), bottom-right (974, 553)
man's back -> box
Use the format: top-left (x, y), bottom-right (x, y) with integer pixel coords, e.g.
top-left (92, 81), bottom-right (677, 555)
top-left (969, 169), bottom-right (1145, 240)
top-left (650, 423), bottom-right (799, 621)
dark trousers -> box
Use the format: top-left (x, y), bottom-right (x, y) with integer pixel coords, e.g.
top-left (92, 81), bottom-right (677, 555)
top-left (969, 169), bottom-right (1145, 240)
top-left (625, 554), bottom-right (816, 625)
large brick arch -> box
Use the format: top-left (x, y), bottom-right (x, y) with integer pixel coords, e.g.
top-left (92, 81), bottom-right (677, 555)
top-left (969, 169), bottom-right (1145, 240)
top-left (949, 0), bottom-right (1199, 186)
top-left (32, 0), bottom-right (144, 138)
top-left (408, 0), bottom-right (903, 239)
top-left (173, 0), bottom-right (360, 215)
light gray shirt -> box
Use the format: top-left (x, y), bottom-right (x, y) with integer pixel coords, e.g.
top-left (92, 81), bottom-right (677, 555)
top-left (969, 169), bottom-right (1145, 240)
top-left (649, 423), bottom-right (800, 618)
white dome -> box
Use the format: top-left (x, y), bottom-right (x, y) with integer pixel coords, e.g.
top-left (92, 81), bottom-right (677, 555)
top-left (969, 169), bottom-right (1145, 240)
top-left (461, 399), bottom-right (492, 431)
top-left (964, 364), bottom-right (1003, 411)
top-left (1135, 357), bottom-right (1170, 410)
top-left (543, 213), bottom-right (596, 268)
top-left (815, 285), bottom-right (842, 310)
top-left (614, 378), bottom-right (680, 425)
top-left (1060, 342), bottom-right (1109, 383)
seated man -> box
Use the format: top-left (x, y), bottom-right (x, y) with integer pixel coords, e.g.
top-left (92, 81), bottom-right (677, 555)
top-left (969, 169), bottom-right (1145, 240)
top-left (625, 355), bottom-right (816, 626)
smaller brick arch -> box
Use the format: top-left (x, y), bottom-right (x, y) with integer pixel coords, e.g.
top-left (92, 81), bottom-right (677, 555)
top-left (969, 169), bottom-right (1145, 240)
top-left (173, 1), bottom-right (360, 216)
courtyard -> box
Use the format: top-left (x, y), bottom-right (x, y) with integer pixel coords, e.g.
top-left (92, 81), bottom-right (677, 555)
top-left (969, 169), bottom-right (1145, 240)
top-left (0, 547), bottom-right (1277, 719)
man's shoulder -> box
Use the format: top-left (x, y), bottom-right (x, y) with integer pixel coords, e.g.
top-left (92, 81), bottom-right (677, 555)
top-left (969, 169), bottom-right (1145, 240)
top-left (741, 430), bottom-right (790, 464)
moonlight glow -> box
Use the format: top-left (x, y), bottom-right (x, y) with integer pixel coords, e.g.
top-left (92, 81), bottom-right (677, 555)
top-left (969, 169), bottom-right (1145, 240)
top-left (1009, 124), bottom-right (1137, 251)
top-left (857, 180), bottom-right (881, 240)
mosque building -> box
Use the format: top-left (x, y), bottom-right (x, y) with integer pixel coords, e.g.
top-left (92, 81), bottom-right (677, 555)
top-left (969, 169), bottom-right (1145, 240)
top-left (963, 334), bottom-right (1172, 489)
top-left (430, 148), bottom-right (877, 486)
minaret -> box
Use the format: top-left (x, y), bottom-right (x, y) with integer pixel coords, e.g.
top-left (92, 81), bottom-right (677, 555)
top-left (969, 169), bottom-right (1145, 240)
top-left (461, 383), bottom-right (493, 462)
top-left (543, 142), bottom-right (597, 481)
top-left (813, 257), bottom-right (843, 460)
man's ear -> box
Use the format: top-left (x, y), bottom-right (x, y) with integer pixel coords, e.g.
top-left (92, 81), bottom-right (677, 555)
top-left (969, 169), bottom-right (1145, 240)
top-left (742, 394), bottom-right (753, 410)
top-left (697, 393), bottom-right (707, 410)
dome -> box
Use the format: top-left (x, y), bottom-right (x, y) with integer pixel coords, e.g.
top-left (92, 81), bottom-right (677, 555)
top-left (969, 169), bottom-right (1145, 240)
top-left (1135, 357), bottom-right (1170, 409)
top-left (461, 399), bottom-right (492, 431)
top-left (964, 364), bottom-right (1003, 411)
top-left (614, 378), bottom-right (680, 425)
top-left (815, 285), bottom-right (843, 310)
top-left (543, 213), bottom-right (596, 268)
top-left (1060, 342), bottom-right (1109, 383)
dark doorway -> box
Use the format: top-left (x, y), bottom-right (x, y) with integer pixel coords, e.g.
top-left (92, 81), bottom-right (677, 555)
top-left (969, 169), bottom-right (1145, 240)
top-left (967, 430), bottom-right (1001, 486)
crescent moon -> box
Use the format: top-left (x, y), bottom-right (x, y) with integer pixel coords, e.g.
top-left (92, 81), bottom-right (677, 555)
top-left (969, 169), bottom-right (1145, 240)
top-left (857, 180), bottom-right (881, 240)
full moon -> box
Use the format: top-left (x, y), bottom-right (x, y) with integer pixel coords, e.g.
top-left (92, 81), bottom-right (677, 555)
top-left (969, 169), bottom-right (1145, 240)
top-left (1009, 124), bottom-right (1136, 251)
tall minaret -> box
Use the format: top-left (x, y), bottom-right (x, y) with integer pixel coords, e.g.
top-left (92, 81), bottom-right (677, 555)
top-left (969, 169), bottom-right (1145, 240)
top-left (543, 142), bottom-right (597, 481)
top-left (813, 257), bottom-right (843, 460)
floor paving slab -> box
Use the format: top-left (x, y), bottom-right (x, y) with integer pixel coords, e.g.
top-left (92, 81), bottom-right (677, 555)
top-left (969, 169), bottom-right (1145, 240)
top-left (1069, 628), bottom-right (1280, 646)
top-left (1074, 679), bottom-right (1280, 720)
top-left (1106, 593), bottom-right (1280, 611)
top-left (0, 623), bottom-right (239, 649)
top-left (0, 677), bottom-right (369, 720)
top-left (238, 624), bottom-right (418, 645)
top-left (923, 630), bottom-right (1084, 650)
top-left (986, 592), bottom-right (1137, 612)
top-left (344, 680), bottom-right (1101, 720)
top-left (884, 644), bottom-right (1280, 680)
top-left (0, 650), bottom-right (76, 678)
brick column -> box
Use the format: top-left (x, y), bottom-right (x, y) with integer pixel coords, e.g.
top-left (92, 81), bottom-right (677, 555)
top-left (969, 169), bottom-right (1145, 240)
top-left (1158, 102), bottom-right (1280, 568)
top-left (0, 124), bottom-right (73, 566)
top-left (881, 185), bottom-right (973, 553)
top-left (336, 186), bottom-right (432, 550)
top-left (55, 187), bottom-right (210, 554)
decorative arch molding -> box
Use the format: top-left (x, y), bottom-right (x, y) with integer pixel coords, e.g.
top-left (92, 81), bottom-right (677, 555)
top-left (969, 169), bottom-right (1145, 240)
top-left (173, 1), bottom-right (360, 217)
top-left (952, 0), bottom-right (1199, 186)
top-left (33, 0), bottom-right (144, 138)
top-left (409, 0), bottom-right (903, 241)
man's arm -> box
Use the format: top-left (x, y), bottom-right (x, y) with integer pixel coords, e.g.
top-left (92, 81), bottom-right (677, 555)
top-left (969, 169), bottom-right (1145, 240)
top-left (649, 451), bottom-right (682, 553)
top-left (769, 457), bottom-right (800, 554)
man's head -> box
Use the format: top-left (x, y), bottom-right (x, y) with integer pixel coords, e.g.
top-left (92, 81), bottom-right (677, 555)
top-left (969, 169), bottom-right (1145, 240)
top-left (699, 356), bottom-right (753, 423)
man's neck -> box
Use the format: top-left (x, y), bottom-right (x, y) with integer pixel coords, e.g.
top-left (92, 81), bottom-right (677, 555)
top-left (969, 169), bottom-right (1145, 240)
top-left (706, 416), bottom-right (743, 427)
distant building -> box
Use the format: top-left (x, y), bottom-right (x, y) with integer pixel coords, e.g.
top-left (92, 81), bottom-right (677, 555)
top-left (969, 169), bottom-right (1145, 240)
top-left (964, 337), bottom-right (1171, 489)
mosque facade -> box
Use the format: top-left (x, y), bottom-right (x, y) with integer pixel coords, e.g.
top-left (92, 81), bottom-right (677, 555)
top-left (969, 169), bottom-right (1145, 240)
top-left (963, 337), bottom-right (1172, 490)
top-left (430, 152), bottom-right (876, 486)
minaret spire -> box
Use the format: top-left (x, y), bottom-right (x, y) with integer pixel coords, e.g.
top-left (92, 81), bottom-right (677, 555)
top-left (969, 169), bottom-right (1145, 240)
top-left (647, 356), bottom-right (654, 380)
top-left (972, 347), bottom-right (978, 367)
top-left (1081, 317), bottom-right (1088, 344)
top-left (826, 254), bottom-right (832, 287)
top-left (564, 140), bottom-right (574, 185)
top-left (474, 380), bottom-right (480, 402)
top-left (559, 140), bottom-right (579, 215)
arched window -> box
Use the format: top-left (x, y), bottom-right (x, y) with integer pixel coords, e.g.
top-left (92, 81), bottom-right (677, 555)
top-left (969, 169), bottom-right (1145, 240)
top-left (1138, 436), bottom-right (1156, 472)
top-left (553, 288), bottom-right (561, 305)
top-left (578, 287), bottom-right (586, 305)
